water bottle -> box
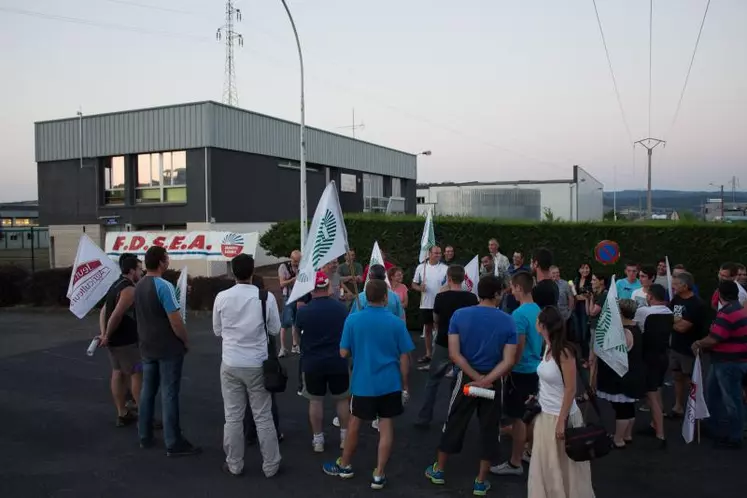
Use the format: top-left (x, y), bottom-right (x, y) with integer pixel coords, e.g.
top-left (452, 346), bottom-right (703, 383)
top-left (86, 337), bottom-right (101, 357)
top-left (462, 385), bottom-right (495, 400)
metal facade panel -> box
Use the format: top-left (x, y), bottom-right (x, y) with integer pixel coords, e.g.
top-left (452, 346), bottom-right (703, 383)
top-left (35, 102), bottom-right (416, 179)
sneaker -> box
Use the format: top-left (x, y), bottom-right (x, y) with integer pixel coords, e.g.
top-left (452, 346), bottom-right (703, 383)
top-left (291, 345), bottom-right (301, 355)
top-left (297, 388), bottom-right (303, 396)
top-left (521, 450), bottom-right (532, 464)
top-left (332, 416), bottom-right (341, 428)
top-left (417, 364), bottom-right (430, 371)
top-left (490, 461), bottom-right (523, 476)
top-left (371, 472), bottom-right (387, 490)
top-left (116, 410), bottom-right (137, 428)
top-left (417, 356), bottom-right (432, 365)
top-left (445, 368), bottom-right (455, 379)
top-left (371, 419), bottom-right (380, 431)
top-left (322, 458), bottom-right (354, 479)
top-left (222, 462), bottom-right (244, 477)
top-left (278, 348), bottom-right (288, 358)
top-left (425, 463), bottom-right (445, 485)
top-left (313, 434), bottom-right (325, 453)
top-left (473, 478), bottom-right (492, 496)
top-left (638, 404), bottom-right (650, 412)
top-left (125, 399), bottom-right (138, 411)
top-left (166, 440), bottom-right (202, 457)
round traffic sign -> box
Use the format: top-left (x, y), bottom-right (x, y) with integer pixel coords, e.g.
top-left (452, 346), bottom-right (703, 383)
top-left (594, 240), bottom-right (620, 266)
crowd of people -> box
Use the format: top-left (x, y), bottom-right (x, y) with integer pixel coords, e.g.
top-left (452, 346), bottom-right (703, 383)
top-left (95, 239), bottom-right (747, 496)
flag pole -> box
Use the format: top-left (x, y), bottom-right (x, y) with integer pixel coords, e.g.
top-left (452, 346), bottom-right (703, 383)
top-left (347, 247), bottom-right (361, 309)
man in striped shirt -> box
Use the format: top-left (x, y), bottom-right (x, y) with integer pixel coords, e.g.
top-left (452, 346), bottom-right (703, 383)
top-left (693, 280), bottom-right (747, 449)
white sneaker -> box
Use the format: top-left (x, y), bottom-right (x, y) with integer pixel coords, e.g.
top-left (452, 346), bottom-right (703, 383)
top-left (278, 348), bottom-right (288, 358)
top-left (332, 416), bottom-right (341, 428)
top-left (371, 419), bottom-right (379, 431)
top-left (291, 345), bottom-right (301, 354)
top-left (490, 462), bottom-right (524, 476)
top-left (312, 434), bottom-right (325, 453)
top-left (522, 450), bottom-right (532, 464)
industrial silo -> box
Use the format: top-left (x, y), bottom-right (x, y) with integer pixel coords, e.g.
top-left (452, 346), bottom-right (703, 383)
top-left (435, 187), bottom-right (541, 220)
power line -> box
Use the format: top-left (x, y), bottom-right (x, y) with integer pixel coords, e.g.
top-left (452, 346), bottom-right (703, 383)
top-left (666, 0), bottom-right (712, 139)
top-left (648, 0), bottom-right (653, 138)
top-left (101, 0), bottom-right (198, 16)
top-left (590, 0), bottom-right (634, 145)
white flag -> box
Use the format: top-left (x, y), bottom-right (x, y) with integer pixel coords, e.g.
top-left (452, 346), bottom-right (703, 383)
top-left (593, 275), bottom-right (629, 377)
top-left (464, 255), bottom-right (480, 296)
top-left (365, 241), bottom-right (391, 287)
top-left (682, 354), bottom-right (710, 443)
top-left (418, 208), bottom-right (435, 263)
top-left (67, 235), bottom-right (121, 319)
top-left (665, 256), bottom-right (673, 301)
top-left (175, 267), bottom-right (188, 323)
top-left (288, 181), bottom-right (349, 304)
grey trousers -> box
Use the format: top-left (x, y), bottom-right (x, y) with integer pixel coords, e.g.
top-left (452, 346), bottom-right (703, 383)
top-left (417, 344), bottom-right (456, 423)
top-left (220, 363), bottom-right (281, 476)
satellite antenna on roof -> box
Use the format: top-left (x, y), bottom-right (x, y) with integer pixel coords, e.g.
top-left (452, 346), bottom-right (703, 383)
top-left (336, 108), bottom-right (365, 138)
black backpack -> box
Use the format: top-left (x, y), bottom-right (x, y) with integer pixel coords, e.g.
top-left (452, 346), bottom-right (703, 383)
top-left (259, 290), bottom-right (288, 393)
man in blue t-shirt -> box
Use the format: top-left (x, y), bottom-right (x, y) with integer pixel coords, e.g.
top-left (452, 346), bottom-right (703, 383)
top-left (425, 275), bottom-right (518, 496)
top-left (323, 280), bottom-right (414, 490)
top-left (296, 271), bottom-right (351, 454)
top-left (492, 271), bottom-right (541, 477)
top-left (349, 264), bottom-right (404, 320)
top-left (616, 262), bottom-right (642, 300)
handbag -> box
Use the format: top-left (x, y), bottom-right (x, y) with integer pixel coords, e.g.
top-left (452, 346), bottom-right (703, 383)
top-left (259, 290), bottom-right (288, 393)
top-left (561, 354), bottom-right (613, 462)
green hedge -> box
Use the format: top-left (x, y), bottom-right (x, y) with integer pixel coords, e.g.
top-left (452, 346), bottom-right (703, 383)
top-left (261, 215), bottom-right (747, 328)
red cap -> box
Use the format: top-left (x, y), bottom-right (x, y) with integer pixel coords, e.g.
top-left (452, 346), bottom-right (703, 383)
top-left (315, 271), bottom-right (330, 288)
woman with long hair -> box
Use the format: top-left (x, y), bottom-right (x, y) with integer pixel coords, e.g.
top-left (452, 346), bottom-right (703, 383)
top-left (573, 263), bottom-right (593, 362)
top-left (528, 306), bottom-right (595, 498)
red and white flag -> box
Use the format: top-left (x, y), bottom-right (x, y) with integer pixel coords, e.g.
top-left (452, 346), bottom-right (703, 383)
top-left (67, 235), bottom-right (120, 319)
top-left (682, 353), bottom-right (710, 443)
top-left (464, 255), bottom-right (480, 296)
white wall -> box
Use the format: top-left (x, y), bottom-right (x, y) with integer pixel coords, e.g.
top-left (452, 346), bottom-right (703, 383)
top-left (575, 166), bottom-right (604, 221)
top-left (49, 225), bottom-right (104, 268)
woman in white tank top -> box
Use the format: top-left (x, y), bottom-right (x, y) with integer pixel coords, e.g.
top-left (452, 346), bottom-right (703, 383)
top-left (528, 306), bottom-right (595, 498)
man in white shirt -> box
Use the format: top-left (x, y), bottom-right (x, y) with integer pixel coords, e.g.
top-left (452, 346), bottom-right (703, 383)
top-left (488, 238), bottom-right (510, 281)
top-left (412, 246), bottom-right (448, 365)
top-left (213, 254), bottom-right (282, 478)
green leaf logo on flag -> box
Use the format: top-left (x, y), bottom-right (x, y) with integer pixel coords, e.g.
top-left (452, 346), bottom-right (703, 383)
top-left (297, 271), bottom-right (310, 283)
top-left (312, 209), bottom-right (337, 268)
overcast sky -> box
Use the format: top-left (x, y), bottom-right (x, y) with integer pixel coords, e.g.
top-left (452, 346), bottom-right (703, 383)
top-left (1, 0), bottom-right (745, 201)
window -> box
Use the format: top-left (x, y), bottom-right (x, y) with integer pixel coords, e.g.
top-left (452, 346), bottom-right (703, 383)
top-left (417, 196), bottom-right (426, 204)
top-left (12, 218), bottom-right (36, 227)
top-left (1, 219), bottom-right (11, 227)
top-left (391, 178), bottom-right (402, 198)
top-left (104, 156), bottom-right (126, 205)
top-left (363, 173), bottom-right (385, 212)
top-left (136, 151), bottom-right (187, 203)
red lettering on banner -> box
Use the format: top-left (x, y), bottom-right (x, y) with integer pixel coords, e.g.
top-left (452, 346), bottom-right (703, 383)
top-left (152, 236), bottom-right (167, 248)
top-left (129, 236), bottom-right (146, 251)
top-left (73, 260), bottom-right (103, 286)
top-left (187, 235), bottom-right (206, 251)
top-left (112, 236), bottom-right (127, 251)
top-left (168, 236), bottom-right (185, 251)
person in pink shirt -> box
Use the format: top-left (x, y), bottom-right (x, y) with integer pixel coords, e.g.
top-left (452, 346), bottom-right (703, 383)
top-left (388, 266), bottom-right (409, 320)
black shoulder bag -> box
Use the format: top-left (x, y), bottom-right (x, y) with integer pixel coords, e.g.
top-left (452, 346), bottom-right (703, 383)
top-left (259, 290), bottom-right (288, 393)
top-left (561, 354), bottom-right (613, 462)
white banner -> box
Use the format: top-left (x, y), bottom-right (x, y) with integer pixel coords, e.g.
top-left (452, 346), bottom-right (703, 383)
top-left (593, 275), bottom-right (629, 377)
top-left (464, 255), bottom-right (480, 296)
top-left (176, 267), bottom-right (188, 323)
top-left (105, 231), bottom-right (258, 261)
top-left (365, 241), bottom-right (391, 287)
top-left (682, 354), bottom-right (710, 443)
top-left (68, 235), bottom-right (121, 319)
top-left (418, 208), bottom-right (435, 263)
top-left (666, 256), bottom-right (673, 300)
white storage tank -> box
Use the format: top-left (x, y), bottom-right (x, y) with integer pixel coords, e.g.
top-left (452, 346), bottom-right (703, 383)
top-left (435, 188), bottom-right (542, 220)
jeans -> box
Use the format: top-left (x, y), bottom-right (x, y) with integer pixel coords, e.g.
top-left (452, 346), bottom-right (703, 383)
top-left (706, 361), bottom-right (747, 443)
top-left (221, 364), bottom-right (281, 476)
top-left (138, 355), bottom-right (185, 450)
top-left (573, 305), bottom-right (590, 360)
top-left (417, 345), bottom-right (456, 423)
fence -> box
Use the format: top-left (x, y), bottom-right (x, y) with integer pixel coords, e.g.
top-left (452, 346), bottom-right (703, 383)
top-left (0, 227), bottom-right (50, 272)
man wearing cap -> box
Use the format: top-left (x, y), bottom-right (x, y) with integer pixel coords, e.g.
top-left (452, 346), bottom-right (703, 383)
top-left (296, 271), bottom-right (352, 453)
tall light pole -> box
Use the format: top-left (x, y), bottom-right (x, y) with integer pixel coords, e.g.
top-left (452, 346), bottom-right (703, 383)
top-left (77, 109), bottom-right (83, 169)
top-left (280, 0), bottom-right (308, 252)
top-left (634, 137), bottom-right (665, 219)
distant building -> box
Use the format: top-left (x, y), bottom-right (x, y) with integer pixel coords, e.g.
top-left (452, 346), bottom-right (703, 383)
top-left (416, 165), bottom-right (603, 221)
top-left (0, 201), bottom-right (39, 227)
top-left (702, 200), bottom-right (747, 222)
top-left (0, 201), bottom-right (49, 252)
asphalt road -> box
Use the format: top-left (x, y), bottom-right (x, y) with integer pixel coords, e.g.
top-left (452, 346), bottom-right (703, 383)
top-left (0, 311), bottom-right (744, 498)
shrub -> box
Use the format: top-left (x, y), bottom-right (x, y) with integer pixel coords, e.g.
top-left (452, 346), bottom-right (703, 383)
top-left (25, 268), bottom-right (72, 307)
top-left (260, 214), bottom-right (747, 328)
top-left (0, 265), bottom-right (30, 307)
top-left (188, 275), bottom-right (234, 310)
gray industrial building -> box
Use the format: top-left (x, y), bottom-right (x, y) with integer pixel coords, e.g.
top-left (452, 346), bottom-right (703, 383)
top-left (35, 101), bottom-right (417, 270)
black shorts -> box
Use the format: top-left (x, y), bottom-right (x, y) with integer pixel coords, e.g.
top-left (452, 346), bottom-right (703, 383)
top-left (503, 372), bottom-right (539, 419)
top-left (421, 308), bottom-right (435, 326)
top-left (351, 391), bottom-right (403, 420)
top-left (439, 371), bottom-right (502, 461)
top-left (302, 371), bottom-right (350, 400)
top-left (644, 355), bottom-right (668, 392)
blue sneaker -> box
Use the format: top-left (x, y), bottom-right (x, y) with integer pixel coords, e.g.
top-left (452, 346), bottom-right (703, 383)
top-left (425, 463), bottom-right (445, 485)
top-left (370, 471), bottom-right (387, 490)
top-left (323, 458), bottom-right (354, 479)
top-left (473, 478), bottom-right (491, 496)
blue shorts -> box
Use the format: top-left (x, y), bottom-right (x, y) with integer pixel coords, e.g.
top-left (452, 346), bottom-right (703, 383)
top-left (281, 296), bottom-right (296, 329)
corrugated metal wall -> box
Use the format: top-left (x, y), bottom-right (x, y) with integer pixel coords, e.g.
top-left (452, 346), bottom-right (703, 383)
top-left (35, 102), bottom-right (416, 179)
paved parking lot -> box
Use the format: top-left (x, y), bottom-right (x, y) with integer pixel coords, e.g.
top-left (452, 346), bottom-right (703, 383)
top-left (0, 311), bottom-right (744, 498)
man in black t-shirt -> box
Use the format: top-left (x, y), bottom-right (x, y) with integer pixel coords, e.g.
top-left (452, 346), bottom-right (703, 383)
top-left (530, 247), bottom-right (559, 308)
top-left (99, 253), bottom-right (143, 427)
top-left (414, 265), bottom-right (479, 428)
top-left (668, 271), bottom-right (707, 417)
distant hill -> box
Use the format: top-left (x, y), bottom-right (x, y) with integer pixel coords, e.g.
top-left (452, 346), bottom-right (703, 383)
top-left (603, 190), bottom-right (747, 213)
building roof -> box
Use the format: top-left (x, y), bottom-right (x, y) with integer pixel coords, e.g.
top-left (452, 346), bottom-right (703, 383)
top-left (35, 101), bottom-right (416, 179)
top-left (417, 179), bottom-right (574, 189)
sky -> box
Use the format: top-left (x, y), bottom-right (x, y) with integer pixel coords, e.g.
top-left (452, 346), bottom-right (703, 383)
top-left (1, 0), bottom-right (745, 201)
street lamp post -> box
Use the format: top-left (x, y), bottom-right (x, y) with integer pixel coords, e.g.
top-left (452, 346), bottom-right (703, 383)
top-left (280, 0), bottom-right (307, 252)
